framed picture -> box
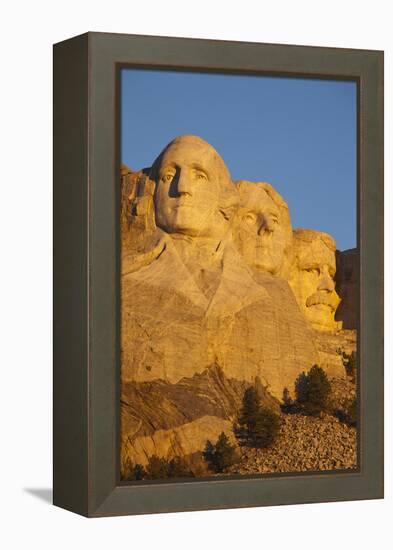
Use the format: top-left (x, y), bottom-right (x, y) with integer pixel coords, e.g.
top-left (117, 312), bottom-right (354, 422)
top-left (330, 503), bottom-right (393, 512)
top-left (53, 32), bottom-right (383, 517)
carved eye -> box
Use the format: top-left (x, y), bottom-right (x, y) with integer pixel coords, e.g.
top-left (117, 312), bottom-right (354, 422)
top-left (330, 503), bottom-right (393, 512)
top-left (162, 173), bottom-right (175, 182)
top-left (195, 171), bottom-right (207, 181)
top-left (306, 268), bottom-right (319, 275)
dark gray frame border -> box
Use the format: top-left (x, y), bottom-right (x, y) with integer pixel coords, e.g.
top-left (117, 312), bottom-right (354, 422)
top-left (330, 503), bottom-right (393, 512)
top-left (53, 32), bottom-right (383, 517)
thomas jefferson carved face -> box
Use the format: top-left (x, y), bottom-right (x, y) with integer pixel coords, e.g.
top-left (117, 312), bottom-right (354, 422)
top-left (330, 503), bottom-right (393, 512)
top-left (234, 181), bottom-right (292, 277)
top-left (289, 229), bottom-right (341, 331)
top-left (151, 135), bottom-right (237, 240)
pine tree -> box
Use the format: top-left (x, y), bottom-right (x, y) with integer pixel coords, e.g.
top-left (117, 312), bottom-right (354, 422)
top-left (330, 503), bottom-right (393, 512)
top-left (144, 455), bottom-right (194, 479)
top-left (167, 456), bottom-right (194, 478)
top-left (282, 387), bottom-right (294, 413)
top-left (236, 386), bottom-right (281, 448)
top-left (250, 407), bottom-right (281, 448)
top-left (214, 432), bottom-right (238, 471)
top-left (145, 455), bottom-right (169, 479)
top-left (133, 463), bottom-right (146, 480)
top-left (203, 440), bottom-right (215, 464)
top-left (238, 386), bottom-right (261, 433)
top-left (294, 372), bottom-right (309, 405)
top-left (295, 365), bottom-right (332, 416)
top-left (203, 432), bottom-right (238, 473)
top-left (122, 459), bottom-right (146, 481)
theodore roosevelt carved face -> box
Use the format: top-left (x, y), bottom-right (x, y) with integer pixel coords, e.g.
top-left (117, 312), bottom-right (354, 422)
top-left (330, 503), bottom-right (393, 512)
top-left (233, 180), bottom-right (293, 277)
top-left (289, 229), bottom-right (341, 331)
top-left (150, 135), bottom-right (238, 240)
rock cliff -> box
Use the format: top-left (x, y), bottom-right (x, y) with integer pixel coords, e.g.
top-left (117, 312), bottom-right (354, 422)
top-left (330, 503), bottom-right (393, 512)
top-left (119, 136), bottom-right (357, 476)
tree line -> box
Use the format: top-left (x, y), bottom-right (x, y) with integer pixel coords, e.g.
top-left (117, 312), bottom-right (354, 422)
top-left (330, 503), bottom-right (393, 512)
top-left (122, 358), bottom-right (357, 480)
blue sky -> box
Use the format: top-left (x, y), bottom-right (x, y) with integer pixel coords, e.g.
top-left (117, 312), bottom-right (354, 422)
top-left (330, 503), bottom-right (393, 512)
top-left (121, 69), bottom-right (357, 251)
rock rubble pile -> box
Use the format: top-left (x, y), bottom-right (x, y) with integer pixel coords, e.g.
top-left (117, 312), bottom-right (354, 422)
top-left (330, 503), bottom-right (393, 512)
top-left (228, 411), bottom-right (357, 475)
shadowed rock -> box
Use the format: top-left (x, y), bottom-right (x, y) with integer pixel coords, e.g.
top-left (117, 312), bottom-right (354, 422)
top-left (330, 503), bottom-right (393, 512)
top-left (335, 248), bottom-right (359, 330)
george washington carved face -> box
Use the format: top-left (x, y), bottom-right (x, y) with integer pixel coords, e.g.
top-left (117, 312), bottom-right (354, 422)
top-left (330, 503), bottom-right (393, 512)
top-left (150, 135), bottom-right (238, 240)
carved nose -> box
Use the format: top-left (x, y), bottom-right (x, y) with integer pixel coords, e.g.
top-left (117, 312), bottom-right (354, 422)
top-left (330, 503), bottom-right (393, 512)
top-left (318, 273), bottom-right (334, 292)
top-left (177, 169), bottom-right (192, 196)
top-left (257, 216), bottom-right (272, 235)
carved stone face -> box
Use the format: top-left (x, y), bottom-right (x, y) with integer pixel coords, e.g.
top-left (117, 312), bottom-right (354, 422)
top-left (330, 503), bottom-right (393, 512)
top-left (234, 181), bottom-right (292, 277)
top-left (289, 230), bottom-right (341, 331)
top-left (152, 136), bottom-right (234, 239)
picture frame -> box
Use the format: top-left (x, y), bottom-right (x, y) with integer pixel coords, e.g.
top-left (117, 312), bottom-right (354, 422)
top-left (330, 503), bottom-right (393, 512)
top-left (53, 31), bottom-right (383, 517)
